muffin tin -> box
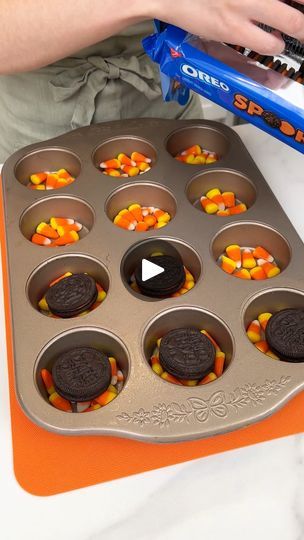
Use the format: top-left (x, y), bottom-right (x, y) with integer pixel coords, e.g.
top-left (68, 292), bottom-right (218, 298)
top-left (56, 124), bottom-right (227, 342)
top-left (2, 118), bottom-right (304, 443)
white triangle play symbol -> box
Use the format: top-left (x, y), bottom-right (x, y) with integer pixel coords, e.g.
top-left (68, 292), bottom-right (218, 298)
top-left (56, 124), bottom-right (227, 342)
top-left (142, 258), bottom-right (165, 282)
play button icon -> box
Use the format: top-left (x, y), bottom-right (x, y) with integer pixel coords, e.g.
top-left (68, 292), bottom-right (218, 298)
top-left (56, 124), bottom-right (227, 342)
top-left (141, 258), bottom-right (164, 282)
top-left (134, 254), bottom-right (186, 298)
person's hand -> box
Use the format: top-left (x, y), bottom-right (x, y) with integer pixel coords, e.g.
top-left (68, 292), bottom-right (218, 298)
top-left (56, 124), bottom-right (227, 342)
top-left (150, 0), bottom-right (304, 55)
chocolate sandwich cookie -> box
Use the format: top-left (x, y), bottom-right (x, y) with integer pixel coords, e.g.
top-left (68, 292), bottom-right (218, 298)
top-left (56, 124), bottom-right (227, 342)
top-left (262, 111), bottom-right (281, 129)
top-left (134, 255), bottom-right (186, 297)
top-left (159, 328), bottom-right (215, 380)
top-left (45, 273), bottom-right (98, 318)
top-left (52, 347), bottom-right (112, 402)
top-left (265, 308), bottom-right (304, 362)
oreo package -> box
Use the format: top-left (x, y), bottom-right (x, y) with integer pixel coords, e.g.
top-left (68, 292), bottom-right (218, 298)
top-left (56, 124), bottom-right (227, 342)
top-left (143, 22), bottom-right (304, 154)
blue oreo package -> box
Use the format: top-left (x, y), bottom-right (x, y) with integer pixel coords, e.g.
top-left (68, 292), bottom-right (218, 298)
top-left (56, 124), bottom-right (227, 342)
top-left (143, 24), bottom-right (304, 154)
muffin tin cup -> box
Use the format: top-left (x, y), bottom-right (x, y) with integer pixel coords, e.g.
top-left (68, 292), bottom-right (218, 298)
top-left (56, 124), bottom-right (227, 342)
top-left (26, 253), bottom-right (110, 316)
top-left (15, 147), bottom-right (82, 188)
top-left (121, 237), bottom-right (202, 301)
top-left (211, 221), bottom-right (292, 278)
top-left (186, 169), bottom-right (257, 214)
top-left (19, 195), bottom-right (95, 244)
top-left (2, 119), bottom-right (304, 442)
top-left (105, 182), bottom-right (177, 225)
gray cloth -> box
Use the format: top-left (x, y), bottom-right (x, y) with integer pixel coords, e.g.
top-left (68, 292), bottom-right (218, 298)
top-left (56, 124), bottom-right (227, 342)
top-left (0, 22), bottom-right (203, 161)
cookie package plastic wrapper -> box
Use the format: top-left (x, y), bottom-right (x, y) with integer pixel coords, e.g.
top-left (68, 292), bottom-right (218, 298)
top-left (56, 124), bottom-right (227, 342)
top-left (143, 22), bottom-right (304, 154)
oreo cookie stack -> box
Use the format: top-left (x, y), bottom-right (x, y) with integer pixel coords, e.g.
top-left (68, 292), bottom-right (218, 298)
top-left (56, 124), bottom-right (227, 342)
top-left (266, 308), bottom-right (304, 362)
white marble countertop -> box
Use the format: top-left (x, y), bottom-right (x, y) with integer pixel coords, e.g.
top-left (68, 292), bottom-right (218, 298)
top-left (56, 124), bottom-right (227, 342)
top-left (0, 124), bottom-right (304, 540)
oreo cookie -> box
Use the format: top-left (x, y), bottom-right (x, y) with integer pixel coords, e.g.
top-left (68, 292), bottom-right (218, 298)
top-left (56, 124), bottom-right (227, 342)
top-left (159, 328), bottom-right (215, 380)
top-left (134, 255), bottom-right (186, 297)
top-left (265, 308), bottom-right (304, 362)
top-left (52, 347), bottom-right (112, 402)
top-left (45, 273), bottom-right (98, 318)
top-left (262, 111), bottom-right (281, 129)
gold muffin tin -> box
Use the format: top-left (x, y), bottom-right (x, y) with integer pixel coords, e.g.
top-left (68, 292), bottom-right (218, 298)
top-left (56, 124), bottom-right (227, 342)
top-left (2, 118), bottom-right (304, 442)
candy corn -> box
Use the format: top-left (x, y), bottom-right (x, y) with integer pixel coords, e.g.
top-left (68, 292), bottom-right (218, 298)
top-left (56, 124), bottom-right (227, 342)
top-left (50, 217), bottom-right (74, 229)
top-left (57, 222), bottom-right (83, 236)
top-left (250, 266), bottom-right (267, 280)
top-left (45, 173), bottom-right (58, 190)
top-left (229, 203), bottom-right (247, 215)
top-left (214, 351), bottom-right (225, 377)
top-left (128, 203), bottom-right (144, 222)
top-left (198, 372), bottom-right (217, 385)
top-left (221, 255), bottom-right (237, 274)
top-left (138, 162), bottom-right (151, 172)
top-left (181, 379), bottom-right (198, 386)
top-left (234, 268), bottom-right (251, 279)
top-left (99, 151), bottom-right (153, 177)
top-left (96, 283), bottom-right (107, 303)
top-left (206, 154), bottom-right (218, 165)
top-left (121, 165), bottom-right (139, 177)
top-left (261, 262), bottom-right (281, 278)
top-left (29, 184), bottom-right (46, 190)
top-left (113, 203), bottom-right (171, 232)
top-left (49, 271), bottom-right (72, 287)
top-left (117, 153), bottom-right (136, 166)
top-left (222, 192), bottom-right (235, 208)
top-left (28, 169), bottom-right (75, 190)
top-left (266, 350), bottom-right (280, 360)
top-left (255, 340), bottom-right (269, 354)
top-left (246, 311), bottom-right (280, 360)
top-left (131, 151), bottom-right (151, 163)
top-left (36, 222), bottom-right (59, 239)
top-left (152, 362), bottom-right (164, 376)
top-left (258, 312), bottom-right (273, 331)
top-left (199, 187), bottom-right (248, 216)
top-left (219, 243), bottom-right (280, 281)
top-left (242, 249), bottom-right (256, 269)
top-left (38, 296), bottom-right (49, 311)
top-left (53, 230), bottom-right (79, 246)
top-left (200, 330), bottom-right (221, 351)
top-left (41, 369), bottom-right (55, 395)
top-left (31, 233), bottom-right (52, 246)
top-left (175, 145), bottom-right (219, 165)
top-left (193, 155), bottom-right (207, 165)
top-left (206, 188), bottom-right (225, 211)
top-left (49, 392), bottom-right (72, 412)
top-left (30, 172), bottom-right (47, 185)
top-left (144, 215), bottom-right (157, 227)
top-left (135, 221), bottom-right (149, 232)
top-left (252, 246), bottom-right (274, 262)
top-left (181, 144), bottom-right (201, 156)
top-left (200, 196), bottom-right (218, 214)
top-left (105, 168), bottom-right (122, 177)
top-left (246, 320), bottom-right (261, 343)
top-left (226, 244), bottom-right (242, 267)
top-left (161, 372), bottom-right (183, 385)
top-left (100, 158), bottom-right (121, 169)
top-left (217, 209), bottom-right (230, 217)
top-left (114, 215), bottom-right (136, 231)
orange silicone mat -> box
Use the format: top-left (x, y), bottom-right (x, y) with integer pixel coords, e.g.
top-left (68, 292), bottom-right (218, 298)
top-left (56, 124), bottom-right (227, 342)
top-left (1, 177), bottom-right (304, 497)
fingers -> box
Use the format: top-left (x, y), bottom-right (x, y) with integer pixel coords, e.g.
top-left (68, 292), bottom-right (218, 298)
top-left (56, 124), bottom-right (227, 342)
top-left (253, 0), bottom-right (304, 42)
top-left (236, 23), bottom-right (285, 54)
